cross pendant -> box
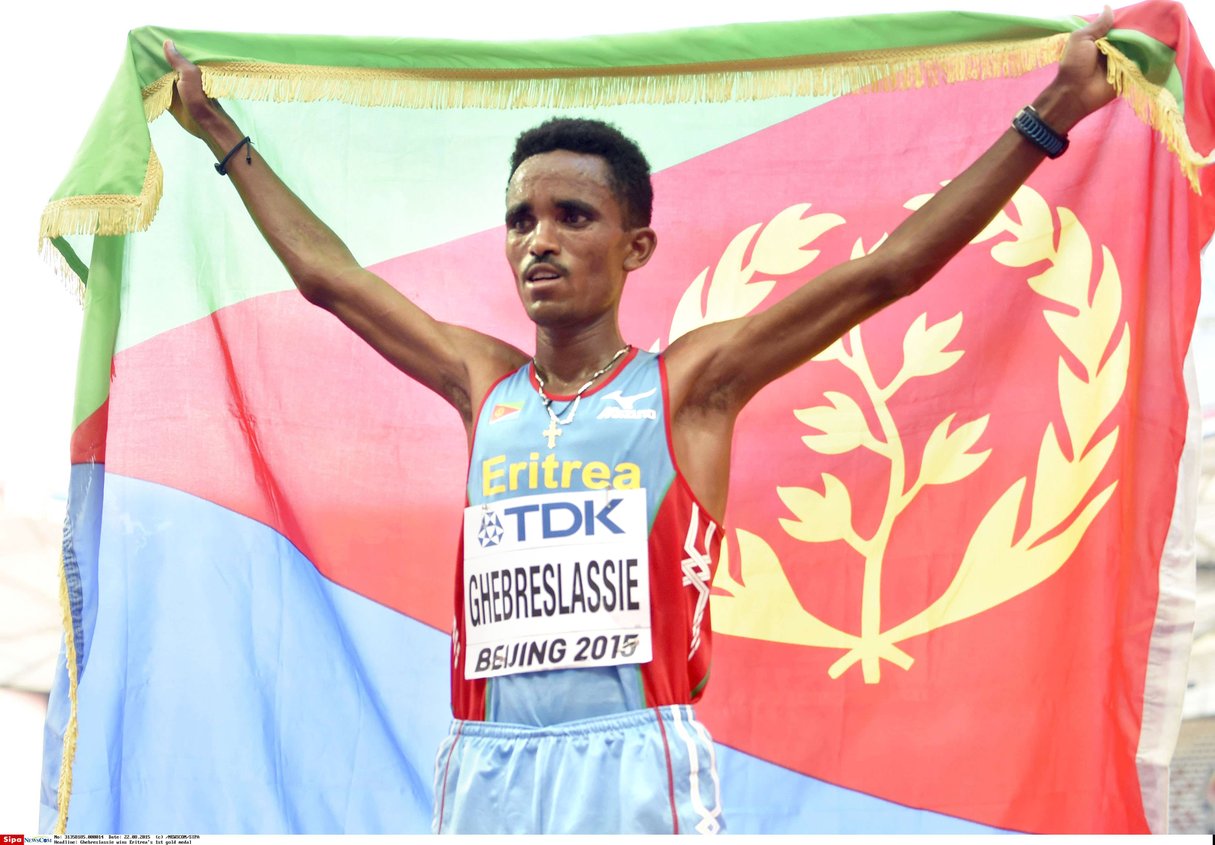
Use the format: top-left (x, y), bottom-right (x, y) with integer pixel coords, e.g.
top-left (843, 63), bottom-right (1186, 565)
top-left (542, 419), bottom-right (562, 449)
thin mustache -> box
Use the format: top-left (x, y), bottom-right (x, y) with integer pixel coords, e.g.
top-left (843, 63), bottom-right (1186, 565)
top-left (523, 258), bottom-right (568, 276)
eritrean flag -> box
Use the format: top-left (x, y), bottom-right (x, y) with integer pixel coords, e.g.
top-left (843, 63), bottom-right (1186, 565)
top-left (38, 0), bottom-right (1215, 834)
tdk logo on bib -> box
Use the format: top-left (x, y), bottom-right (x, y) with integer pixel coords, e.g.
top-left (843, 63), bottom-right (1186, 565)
top-left (469, 489), bottom-right (645, 556)
top-left (491, 497), bottom-right (625, 544)
top-left (477, 497), bottom-right (626, 548)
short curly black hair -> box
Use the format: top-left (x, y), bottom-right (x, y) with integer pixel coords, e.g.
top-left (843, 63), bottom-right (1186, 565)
top-left (509, 118), bottom-right (653, 228)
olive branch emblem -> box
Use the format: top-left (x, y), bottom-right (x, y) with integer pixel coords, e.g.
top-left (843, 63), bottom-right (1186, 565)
top-left (673, 187), bottom-right (1127, 683)
top-left (668, 203), bottom-right (846, 343)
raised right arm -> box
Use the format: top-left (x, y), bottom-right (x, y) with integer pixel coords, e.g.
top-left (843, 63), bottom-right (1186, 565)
top-left (163, 41), bottom-right (527, 430)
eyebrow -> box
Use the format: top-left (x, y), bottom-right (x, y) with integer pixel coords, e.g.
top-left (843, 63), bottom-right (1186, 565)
top-left (504, 198), bottom-right (599, 225)
top-left (504, 201), bottom-right (531, 224)
top-left (555, 199), bottom-right (597, 218)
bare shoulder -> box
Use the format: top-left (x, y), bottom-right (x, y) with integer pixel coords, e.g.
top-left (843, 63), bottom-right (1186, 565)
top-left (448, 323), bottom-right (532, 416)
top-left (320, 264), bottom-right (529, 428)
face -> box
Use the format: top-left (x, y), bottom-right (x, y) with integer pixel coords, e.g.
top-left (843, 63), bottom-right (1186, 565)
top-left (505, 150), bottom-right (655, 328)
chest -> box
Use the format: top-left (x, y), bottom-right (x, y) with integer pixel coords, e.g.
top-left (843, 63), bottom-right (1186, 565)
top-left (468, 359), bottom-right (673, 509)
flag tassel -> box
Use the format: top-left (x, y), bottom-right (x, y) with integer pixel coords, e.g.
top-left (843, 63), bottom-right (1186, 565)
top-left (54, 552), bottom-right (81, 835)
top-left (38, 242), bottom-right (85, 304)
top-left (38, 148), bottom-right (164, 249)
top-left (1099, 39), bottom-right (1215, 192)
top-left (163, 36), bottom-right (1071, 115)
top-left (38, 33), bottom-right (1214, 273)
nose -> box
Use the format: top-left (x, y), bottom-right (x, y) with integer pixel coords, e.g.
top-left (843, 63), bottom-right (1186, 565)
top-left (529, 217), bottom-right (560, 257)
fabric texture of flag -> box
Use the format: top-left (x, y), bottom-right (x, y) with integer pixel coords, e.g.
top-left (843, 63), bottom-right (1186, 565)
top-left (37, 0), bottom-right (1215, 833)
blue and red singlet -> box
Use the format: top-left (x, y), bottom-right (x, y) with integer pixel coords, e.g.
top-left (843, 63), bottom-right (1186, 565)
top-left (434, 349), bottom-right (725, 834)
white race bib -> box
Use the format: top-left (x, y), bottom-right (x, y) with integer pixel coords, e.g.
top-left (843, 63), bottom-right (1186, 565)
top-left (462, 488), bottom-right (651, 679)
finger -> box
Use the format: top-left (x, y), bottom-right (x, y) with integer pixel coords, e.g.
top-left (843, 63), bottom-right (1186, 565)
top-left (163, 39), bottom-right (196, 75)
top-left (163, 39), bottom-right (180, 68)
top-left (1075, 6), bottom-right (1114, 40)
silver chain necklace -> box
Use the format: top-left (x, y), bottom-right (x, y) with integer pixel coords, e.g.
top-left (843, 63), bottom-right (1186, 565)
top-left (534, 344), bottom-right (630, 448)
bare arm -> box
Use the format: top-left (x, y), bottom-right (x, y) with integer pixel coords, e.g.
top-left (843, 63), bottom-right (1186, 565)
top-left (664, 9), bottom-right (1117, 517)
top-left (666, 10), bottom-right (1115, 412)
top-left (162, 42), bottom-right (526, 430)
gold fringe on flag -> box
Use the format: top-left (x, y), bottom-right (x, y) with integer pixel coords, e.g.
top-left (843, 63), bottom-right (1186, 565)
top-left (38, 146), bottom-right (164, 266)
top-left (187, 35), bottom-right (1069, 111)
top-left (54, 553), bottom-right (81, 835)
top-left (1098, 39), bottom-right (1215, 192)
top-left (38, 241), bottom-right (86, 303)
top-left (142, 73), bottom-right (176, 123)
top-left (41, 32), bottom-right (1215, 253)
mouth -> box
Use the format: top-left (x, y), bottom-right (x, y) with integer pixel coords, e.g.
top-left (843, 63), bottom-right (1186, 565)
top-left (523, 262), bottom-right (565, 284)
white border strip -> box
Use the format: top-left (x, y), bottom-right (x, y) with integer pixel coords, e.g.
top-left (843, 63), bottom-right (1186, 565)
top-left (1135, 348), bottom-right (1201, 832)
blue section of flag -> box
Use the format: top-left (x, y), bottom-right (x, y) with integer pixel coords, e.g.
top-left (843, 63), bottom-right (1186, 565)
top-left (45, 472), bottom-right (450, 833)
top-left (717, 744), bottom-right (1008, 833)
top-left (65, 462), bottom-right (104, 674)
top-left (43, 471), bottom-right (1007, 834)
top-left (41, 462), bottom-right (106, 832)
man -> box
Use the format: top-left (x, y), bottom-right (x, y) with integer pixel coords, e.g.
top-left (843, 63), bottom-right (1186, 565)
top-left (162, 8), bottom-right (1116, 833)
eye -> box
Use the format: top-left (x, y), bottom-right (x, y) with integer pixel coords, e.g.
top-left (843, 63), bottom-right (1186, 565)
top-left (507, 213), bottom-right (534, 233)
top-left (561, 208), bottom-right (590, 226)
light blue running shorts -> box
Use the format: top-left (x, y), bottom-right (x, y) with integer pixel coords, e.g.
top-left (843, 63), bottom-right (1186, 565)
top-left (431, 704), bottom-right (723, 834)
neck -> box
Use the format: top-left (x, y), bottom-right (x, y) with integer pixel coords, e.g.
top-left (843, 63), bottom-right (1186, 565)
top-left (533, 321), bottom-right (629, 393)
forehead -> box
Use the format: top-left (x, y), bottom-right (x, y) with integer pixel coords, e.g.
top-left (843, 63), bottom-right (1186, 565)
top-left (506, 150), bottom-right (616, 207)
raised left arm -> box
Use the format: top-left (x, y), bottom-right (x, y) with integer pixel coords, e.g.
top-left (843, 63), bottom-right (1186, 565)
top-left (666, 7), bottom-right (1116, 419)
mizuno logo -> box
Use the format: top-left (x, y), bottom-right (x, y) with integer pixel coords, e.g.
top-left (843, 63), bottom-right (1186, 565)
top-left (597, 388), bottom-right (658, 420)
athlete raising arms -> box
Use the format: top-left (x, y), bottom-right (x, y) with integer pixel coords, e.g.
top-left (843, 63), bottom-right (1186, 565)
top-left (163, 8), bottom-right (1115, 833)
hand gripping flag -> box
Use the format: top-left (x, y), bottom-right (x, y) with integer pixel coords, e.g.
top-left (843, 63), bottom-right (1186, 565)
top-left (37, 0), bottom-right (1215, 834)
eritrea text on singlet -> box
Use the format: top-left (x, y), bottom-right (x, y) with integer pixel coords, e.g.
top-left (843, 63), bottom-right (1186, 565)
top-left (462, 487), bottom-right (651, 679)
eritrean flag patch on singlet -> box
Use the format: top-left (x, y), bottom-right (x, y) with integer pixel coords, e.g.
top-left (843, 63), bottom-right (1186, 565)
top-left (490, 401), bottom-right (524, 423)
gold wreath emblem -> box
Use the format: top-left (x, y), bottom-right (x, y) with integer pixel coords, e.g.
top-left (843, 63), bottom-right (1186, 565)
top-left (669, 186), bottom-right (1126, 683)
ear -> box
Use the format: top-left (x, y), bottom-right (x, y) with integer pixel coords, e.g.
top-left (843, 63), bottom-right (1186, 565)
top-left (623, 227), bottom-right (658, 272)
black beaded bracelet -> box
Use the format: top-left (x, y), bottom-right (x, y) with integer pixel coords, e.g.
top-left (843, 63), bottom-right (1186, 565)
top-left (215, 136), bottom-right (252, 175)
top-left (1011, 106), bottom-right (1068, 159)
